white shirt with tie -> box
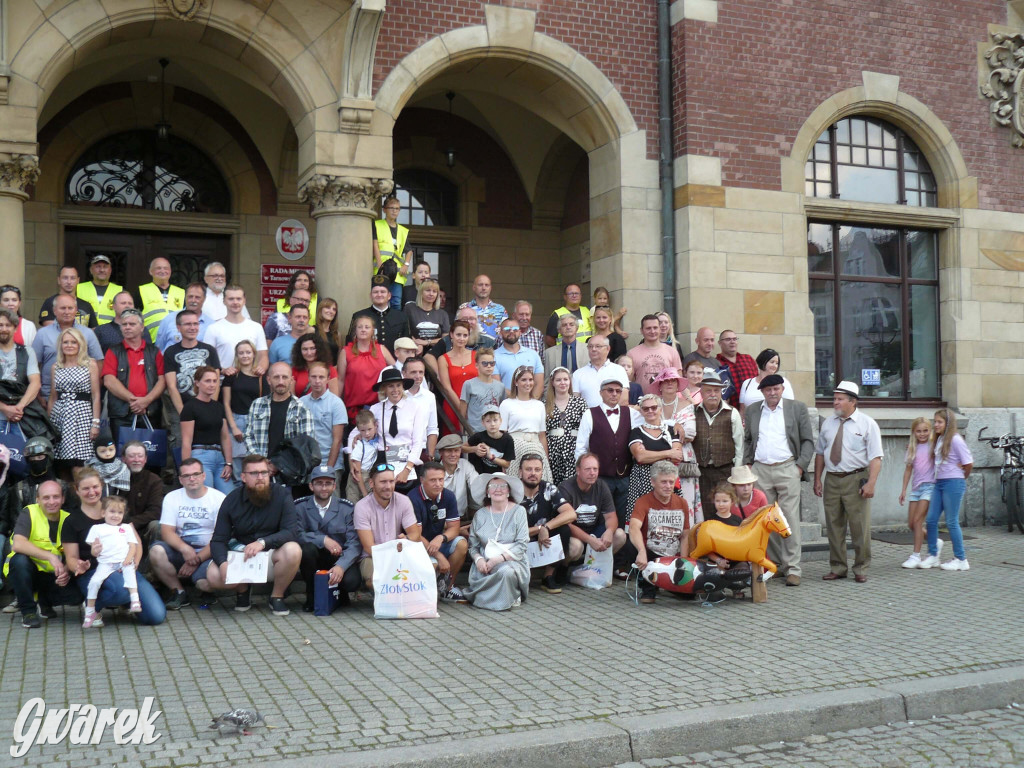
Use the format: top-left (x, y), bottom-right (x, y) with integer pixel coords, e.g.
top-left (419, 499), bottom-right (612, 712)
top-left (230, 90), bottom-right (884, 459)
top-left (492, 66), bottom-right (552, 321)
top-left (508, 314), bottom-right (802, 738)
top-left (573, 404), bottom-right (643, 461)
top-left (368, 396), bottom-right (427, 472)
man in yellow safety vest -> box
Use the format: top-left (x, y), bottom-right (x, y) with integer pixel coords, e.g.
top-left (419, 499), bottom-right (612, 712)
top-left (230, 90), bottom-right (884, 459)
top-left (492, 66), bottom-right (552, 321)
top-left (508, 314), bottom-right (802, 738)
top-left (77, 254), bottom-right (123, 325)
top-left (373, 195), bottom-right (413, 311)
top-left (137, 257), bottom-right (185, 341)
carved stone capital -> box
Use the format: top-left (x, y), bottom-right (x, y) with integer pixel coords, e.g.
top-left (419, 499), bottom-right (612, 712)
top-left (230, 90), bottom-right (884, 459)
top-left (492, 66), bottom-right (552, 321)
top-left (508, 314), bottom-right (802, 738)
top-left (981, 31), bottom-right (1024, 146)
top-left (298, 175), bottom-right (394, 217)
top-left (0, 154), bottom-right (40, 198)
top-left (159, 0), bottom-right (208, 21)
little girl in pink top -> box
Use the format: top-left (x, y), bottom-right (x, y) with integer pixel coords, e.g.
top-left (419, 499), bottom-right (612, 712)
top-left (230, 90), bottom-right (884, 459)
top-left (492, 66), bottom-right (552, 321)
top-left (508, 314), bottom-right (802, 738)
top-left (898, 417), bottom-right (934, 568)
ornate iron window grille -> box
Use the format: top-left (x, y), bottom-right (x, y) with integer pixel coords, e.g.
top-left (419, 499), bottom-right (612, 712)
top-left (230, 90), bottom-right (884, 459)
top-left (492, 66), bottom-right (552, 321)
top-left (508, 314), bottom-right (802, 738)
top-left (66, 130), bottom-right (230, 214)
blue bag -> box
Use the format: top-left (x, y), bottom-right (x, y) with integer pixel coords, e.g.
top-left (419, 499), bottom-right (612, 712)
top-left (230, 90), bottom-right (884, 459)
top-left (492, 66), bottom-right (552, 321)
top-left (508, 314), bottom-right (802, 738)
top-left (116, 414), bottom-right (167, 468)
top-left (0, 422), bottom-right (28, 480)
top-left (313, 570), bottom-right (341, 616)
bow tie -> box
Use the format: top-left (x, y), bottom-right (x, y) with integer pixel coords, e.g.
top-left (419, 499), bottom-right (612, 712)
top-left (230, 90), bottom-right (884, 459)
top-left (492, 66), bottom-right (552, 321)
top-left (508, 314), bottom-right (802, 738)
top-left (606, 408), bottom-right (619, 416)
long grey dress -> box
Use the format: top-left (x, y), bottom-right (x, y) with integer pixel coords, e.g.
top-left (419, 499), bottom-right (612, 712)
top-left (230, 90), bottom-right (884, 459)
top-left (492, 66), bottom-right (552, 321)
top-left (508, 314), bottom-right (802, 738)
top-left (463, 504), bottom-right (530, 610)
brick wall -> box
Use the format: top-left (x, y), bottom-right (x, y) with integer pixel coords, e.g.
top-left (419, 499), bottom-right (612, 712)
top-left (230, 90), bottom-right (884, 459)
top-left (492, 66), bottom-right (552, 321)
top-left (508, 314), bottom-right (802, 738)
top-left (674, 0), bottom-right (1024, 212)
top-left (374, 0), bottom-right (660, 157)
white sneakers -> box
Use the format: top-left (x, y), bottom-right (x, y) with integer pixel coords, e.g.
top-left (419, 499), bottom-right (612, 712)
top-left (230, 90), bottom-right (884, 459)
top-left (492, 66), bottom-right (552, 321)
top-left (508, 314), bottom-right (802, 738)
top-left (939, 558), bottom-right (970, 571)
top-left (917, 539), bottom-right (944, 569)
top-left (901, 553), bottom-right (922, 568)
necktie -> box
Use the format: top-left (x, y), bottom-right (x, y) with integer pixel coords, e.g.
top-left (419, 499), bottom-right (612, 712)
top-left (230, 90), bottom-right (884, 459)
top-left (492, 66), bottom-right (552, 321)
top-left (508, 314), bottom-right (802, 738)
top-left (562, 344), bottom-right (568, 368)
top-left (829, 417), bottom-right (846, 466)
top-left (389, 404), bottom-right (399, 438)
top-left (606, 408), bottom-right (618, 416)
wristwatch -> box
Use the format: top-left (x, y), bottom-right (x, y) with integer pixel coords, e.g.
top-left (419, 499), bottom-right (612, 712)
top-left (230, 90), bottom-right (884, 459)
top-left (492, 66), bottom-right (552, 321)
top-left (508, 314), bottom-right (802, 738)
top-left (257, 539), bottom-right (266, 550)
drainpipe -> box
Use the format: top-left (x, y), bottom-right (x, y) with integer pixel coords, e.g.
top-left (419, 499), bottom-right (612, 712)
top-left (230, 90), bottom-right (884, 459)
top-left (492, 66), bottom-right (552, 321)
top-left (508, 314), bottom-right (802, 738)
top-left (657, 0), bottom-right (676, 320)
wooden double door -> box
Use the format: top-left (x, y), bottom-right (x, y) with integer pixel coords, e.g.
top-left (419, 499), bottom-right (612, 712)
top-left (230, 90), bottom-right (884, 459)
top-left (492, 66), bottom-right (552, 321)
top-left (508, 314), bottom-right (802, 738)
top-left (64, 227), bottom-right (232, 289)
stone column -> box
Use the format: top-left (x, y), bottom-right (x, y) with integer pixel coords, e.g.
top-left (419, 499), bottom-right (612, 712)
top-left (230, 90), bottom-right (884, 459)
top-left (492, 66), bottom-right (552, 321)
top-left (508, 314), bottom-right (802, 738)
top-left (0, 153), bottom-right (40, 292)
top-left (298, 175), bottom-right (394, 318)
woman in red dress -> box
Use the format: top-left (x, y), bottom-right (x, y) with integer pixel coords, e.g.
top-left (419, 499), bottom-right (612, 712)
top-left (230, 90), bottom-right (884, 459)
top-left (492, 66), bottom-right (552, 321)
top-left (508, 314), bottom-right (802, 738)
top-left (437, 320), bottom-right (476, 434)
top-left (338, 315), bottom-right (394, 423)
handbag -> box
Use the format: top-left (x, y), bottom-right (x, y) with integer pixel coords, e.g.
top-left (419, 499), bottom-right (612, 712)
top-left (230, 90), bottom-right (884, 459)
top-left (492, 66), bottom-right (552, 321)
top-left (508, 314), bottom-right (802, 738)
top-left (678, 460), bottom-right (701, 478)
top-left (0, 423), bottom-right (28, 479)
top-left (482, 507), bottom-right (514, 561)
top-left (116, 414), bottom-right (167, 468)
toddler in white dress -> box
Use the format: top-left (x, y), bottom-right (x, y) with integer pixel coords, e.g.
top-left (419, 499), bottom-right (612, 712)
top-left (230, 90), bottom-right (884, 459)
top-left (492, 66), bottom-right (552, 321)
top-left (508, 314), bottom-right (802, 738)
top-left (82, 496), bottom-right (140, 628)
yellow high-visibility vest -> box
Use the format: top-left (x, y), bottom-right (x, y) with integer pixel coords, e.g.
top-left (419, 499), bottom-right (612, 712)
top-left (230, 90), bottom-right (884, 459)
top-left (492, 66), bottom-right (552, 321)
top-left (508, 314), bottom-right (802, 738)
top-left (139, 282), bottom-right (184, 341)
top-left (2, 504), bottom-right (68, 578)
top-left (373, 218), bottom-right (410, 286)
top-left (554, 305), bottom-right (594, 342)
top-left (77, 281), bottom-right (123, 324)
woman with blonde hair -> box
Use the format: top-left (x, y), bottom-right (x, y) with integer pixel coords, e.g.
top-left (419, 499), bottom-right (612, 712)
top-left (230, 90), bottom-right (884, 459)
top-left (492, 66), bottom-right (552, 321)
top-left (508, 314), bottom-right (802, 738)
top-left (656, 311), bottom-right (683, 358)
top-left (222, 339), bottom-right (265, 480)
top-left (47, 327), bottom-right (100, 468)
top-left (897, 416), bottom-right (933, 568)
top-left (544, 366), bottom-right (587, 484)
top-left (405, 276), bottom-right (450, 354)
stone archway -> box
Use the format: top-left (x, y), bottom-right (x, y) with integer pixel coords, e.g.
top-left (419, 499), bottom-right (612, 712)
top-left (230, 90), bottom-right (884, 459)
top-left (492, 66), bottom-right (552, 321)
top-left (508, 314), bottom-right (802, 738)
top-left (371, 5), bottom-right (662, 318)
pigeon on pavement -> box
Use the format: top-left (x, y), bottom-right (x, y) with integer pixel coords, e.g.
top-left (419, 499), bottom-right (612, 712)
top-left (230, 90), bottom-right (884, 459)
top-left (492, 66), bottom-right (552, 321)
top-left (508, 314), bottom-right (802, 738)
top-left (209, 709), bottom-right (268, 736)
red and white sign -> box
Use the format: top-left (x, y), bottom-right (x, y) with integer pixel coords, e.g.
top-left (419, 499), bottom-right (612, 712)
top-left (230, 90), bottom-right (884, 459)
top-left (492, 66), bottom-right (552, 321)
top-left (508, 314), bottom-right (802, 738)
top-left (275, 219), bottom-right (309, 260)
top-left (260, 264), bottom-right (316, 319)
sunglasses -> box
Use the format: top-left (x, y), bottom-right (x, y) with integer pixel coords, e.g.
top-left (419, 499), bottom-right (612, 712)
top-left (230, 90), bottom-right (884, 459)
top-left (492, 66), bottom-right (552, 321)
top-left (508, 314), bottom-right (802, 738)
top-left (0, 285), bottom-right (21, 297)
top-left (640, 405), bottom-right (660, 412)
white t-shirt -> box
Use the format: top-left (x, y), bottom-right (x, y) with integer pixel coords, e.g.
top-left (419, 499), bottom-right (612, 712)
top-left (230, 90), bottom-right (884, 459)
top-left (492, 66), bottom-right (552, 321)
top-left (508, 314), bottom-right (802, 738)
top-left (499, 398), bottom-right (547, 433)
top-left (86, 523), bottom-right (139, 565)
top-left (204, 318), bottom-right (268, 369)
top-left (159, 487), bottom-right (226, 548)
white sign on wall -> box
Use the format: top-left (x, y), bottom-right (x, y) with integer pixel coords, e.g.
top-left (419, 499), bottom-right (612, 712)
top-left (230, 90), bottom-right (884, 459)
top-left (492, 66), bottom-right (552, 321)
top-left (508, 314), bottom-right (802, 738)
top-left (275, 219), bottom-right (309, 260)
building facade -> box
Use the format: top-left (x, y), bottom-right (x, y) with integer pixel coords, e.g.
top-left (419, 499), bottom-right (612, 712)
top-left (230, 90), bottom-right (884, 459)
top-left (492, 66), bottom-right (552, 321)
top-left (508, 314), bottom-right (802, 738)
top-left (1, 0), bottom-right (1021, 525)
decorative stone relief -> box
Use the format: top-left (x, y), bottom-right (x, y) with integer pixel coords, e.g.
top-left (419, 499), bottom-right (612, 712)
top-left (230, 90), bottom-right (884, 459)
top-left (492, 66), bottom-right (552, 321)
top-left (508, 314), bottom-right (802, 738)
top-left (159, 0), bottom-right (208, 22)
top-left (339, 0), bottom-right (385, 134)
top-left (0, 154), bottom-right (40, 197)
top-left (981, 31), bottom-right (1024, 146)
top-left (298, 175), bottom-right (394, 216)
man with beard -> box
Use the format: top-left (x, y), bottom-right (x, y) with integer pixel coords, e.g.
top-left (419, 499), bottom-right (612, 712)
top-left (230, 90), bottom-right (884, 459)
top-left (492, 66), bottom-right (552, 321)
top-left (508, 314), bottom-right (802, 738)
top-left (353, 464), bottom-right (422, 590)
top-left (122, 441), bottom-right (165, 547)
top-left (244, 362), bottom-right (315, 471)
top-left (207, 454), bottom-right (301, 615)
top-left (518, 453), bottom-right (575, 593)
top-left (493, 319), bottom-right (544, 397)
top-left (295, 466), bottom-right (361, 612)
top-left (32, 294), bottom-right (103, 401)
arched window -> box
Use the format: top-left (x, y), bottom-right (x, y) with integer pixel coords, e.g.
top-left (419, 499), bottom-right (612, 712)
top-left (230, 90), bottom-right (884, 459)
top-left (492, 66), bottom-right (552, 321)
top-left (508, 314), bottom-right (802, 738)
top-left (66, 130), bottom-right (231, 214)
top-left (390, 170), bottom-right (458, 226)
top-left (807, 118), bottom-right (940, 401)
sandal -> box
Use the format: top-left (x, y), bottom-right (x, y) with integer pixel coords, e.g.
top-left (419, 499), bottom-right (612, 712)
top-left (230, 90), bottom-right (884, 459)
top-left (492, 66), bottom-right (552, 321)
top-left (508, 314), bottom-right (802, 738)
top-left (614, 569), bottom-right (630, 581)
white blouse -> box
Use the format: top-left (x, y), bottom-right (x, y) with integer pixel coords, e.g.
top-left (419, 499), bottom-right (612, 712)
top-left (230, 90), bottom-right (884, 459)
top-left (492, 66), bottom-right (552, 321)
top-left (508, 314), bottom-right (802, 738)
top-left (499, 398), bottom-right (546, 433)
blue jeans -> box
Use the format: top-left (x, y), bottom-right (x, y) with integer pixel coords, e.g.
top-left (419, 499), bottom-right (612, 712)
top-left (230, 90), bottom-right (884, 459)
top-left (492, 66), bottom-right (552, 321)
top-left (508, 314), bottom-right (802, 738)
top-left (388, 281), bottom-right (403, 310)
top-left (192, 446), bottom-right (234, 494)
top-left (78, 564), bottom-right (166, 625)
top-left (926, 477), bottom-right (966, 560)
top-left (230, 413), bottom-right (248, 484)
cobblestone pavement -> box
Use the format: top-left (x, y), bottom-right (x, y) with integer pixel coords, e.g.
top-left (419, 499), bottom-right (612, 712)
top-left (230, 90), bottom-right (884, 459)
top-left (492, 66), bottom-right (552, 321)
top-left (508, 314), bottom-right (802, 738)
top-left (2, 527), bottom-right (1023, 766)
top-left (604, 705), bottom-right (1024, 767)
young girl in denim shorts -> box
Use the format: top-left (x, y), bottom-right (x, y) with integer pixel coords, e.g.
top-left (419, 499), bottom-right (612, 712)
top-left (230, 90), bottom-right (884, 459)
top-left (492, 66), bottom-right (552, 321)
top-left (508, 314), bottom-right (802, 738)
top-left (898, 417), bottom-right (934, 569)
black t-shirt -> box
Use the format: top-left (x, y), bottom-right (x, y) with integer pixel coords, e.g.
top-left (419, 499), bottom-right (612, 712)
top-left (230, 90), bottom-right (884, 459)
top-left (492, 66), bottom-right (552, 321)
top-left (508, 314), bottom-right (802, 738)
top-left (268, 398), bottom-right (289, 456)
top-left (223, 372), bottom-right (266, 415)
top-left (467, 431), bottom-right (515, 474)
top-left (38, 295), bottom-right (97, 328)
top-left (61, 508), bottom-right (105, 570)
top-left (164, 341), bottom-right (219, 400)
top-left (557, 477), bottom-right (616, 533)
top-left (520, 481), bottom-right (570, 528)
top-left (180, 397), bottom-right (226, 446)
top-left (12, 509), bottom-right (61, 544)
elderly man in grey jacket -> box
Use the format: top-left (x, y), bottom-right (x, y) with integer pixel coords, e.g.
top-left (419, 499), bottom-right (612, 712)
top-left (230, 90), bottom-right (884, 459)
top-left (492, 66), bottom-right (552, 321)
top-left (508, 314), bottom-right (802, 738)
top-left (295, 465), bottom-right (363, 611)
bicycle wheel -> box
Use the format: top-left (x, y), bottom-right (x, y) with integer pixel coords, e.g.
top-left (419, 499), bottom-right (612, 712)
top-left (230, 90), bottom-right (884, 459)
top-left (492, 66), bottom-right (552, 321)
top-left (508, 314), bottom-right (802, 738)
top-left (1014, 473), bottom-right (1024, 534)
top-left (1005, 474), bottom-right (1015, 532)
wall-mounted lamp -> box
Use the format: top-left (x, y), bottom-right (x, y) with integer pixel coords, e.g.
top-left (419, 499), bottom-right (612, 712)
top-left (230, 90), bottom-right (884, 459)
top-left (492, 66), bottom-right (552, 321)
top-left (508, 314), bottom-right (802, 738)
top-left (156, 59), bottom-right (171, 141)
top-left (445, 91), bottom-right (456, 168)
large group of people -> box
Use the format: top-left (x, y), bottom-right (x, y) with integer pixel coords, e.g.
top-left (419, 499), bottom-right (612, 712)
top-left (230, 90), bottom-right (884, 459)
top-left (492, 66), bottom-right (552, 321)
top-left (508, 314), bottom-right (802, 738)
top-left (0, 204), bottom-right (978, 629)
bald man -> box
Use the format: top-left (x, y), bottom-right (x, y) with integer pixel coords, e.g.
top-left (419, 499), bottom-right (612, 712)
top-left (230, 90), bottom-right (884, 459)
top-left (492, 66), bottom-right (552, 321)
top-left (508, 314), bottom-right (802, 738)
top-left (682, 326), bottom-right (718, 371)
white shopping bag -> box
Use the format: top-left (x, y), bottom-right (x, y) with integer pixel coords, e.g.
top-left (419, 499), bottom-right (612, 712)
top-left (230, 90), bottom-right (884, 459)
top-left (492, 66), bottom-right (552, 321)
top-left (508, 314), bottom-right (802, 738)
top-left (371, 539), bottom-right (438, 619)
top-left (569, 544), bottom-right (613, 589)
